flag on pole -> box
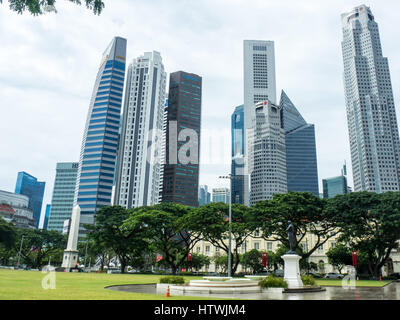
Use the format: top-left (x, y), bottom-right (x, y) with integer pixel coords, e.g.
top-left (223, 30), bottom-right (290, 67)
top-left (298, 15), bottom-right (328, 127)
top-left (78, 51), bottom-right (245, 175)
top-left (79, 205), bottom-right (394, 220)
top-left (188, 252), bottom-right (192, 262)
top-left (262, 252), bottom-right (267, 267)
top-left (352, 250), bottom-right (358, 268)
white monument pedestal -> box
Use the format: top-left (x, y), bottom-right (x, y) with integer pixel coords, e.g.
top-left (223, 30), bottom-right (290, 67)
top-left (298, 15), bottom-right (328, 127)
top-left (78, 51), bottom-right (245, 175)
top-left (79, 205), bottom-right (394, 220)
top-left (282, 254), bottom-right (303, 289)
top-left (61, 205), bottom-right (81, 270)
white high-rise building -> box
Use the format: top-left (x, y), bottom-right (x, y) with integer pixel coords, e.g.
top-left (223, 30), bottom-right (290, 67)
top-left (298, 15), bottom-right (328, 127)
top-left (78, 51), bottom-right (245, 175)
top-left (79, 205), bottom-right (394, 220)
top-left (341, 5), bottom-right (400, 192)
top-left (249, 100), bottom-right (287, 205)
top-left (114, 51), bottom-right (167, 208)
top-left (243, 40), bottom-right (277, 205)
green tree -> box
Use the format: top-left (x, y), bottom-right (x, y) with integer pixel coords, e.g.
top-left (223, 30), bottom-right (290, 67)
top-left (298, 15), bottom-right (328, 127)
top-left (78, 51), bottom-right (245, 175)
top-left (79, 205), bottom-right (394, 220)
top-left (16, 229), bottom-right (67, 268)
top-left (0, 217), bottom-right (17, 250)
top-left (122, 203), bottom-right (202, 275)
top-left (190, 202), bottom-right (256, 275)
top-left (181, 253), bottom-right (211, 272)
top-left (253, 192), bottom-right (339, 260)
top-left (240, 249), bottom-right (264, 274)
top-left (326, 191), bottom-right (400, 278)
top-left (86, 205), bottom-right (149, 273)
top-left (0, 0), bottom-right (104, 15)
top-left (326, 244), bottom-right (353, 274)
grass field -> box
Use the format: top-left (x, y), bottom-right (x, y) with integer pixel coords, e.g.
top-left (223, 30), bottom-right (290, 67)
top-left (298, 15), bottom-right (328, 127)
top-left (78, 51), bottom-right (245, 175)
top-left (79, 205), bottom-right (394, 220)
top-left (0, 269), bottom-right (210, 300)
top-left (0, 269), bottom-right (391, 300)
top-left (315, 279), bottom-right (391, 287)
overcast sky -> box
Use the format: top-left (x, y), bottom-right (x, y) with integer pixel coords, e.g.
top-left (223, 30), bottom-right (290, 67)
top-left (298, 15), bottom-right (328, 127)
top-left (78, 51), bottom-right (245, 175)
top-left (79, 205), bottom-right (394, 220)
top-left (1, 0), bottom-right (400, 227)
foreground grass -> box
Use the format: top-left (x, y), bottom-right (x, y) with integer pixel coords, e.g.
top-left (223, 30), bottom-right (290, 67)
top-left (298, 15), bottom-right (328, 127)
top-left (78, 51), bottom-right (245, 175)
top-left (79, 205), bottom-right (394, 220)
top-left (0, 269), bottom-right (215, 300)
top-left (316, 279), bottom-right (391, 287)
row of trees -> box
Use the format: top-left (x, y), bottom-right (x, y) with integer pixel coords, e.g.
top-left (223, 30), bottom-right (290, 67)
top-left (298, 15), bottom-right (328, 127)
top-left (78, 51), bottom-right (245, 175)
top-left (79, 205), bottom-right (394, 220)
top-left (83, 191), bottom-right (400, 277)
top-left (1, 191), bottom-right (399, 277)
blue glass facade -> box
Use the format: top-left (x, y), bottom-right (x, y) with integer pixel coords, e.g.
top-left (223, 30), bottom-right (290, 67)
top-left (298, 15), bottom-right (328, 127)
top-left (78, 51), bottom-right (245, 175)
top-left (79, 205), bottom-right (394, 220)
top-left (43, 204), bottom-right (51, 230)
top-left (75, 37), bottom-right (127, 221)
top-left (323, 176), bottom-right (348, 198)
top-left (15, 171), bottom-right (45, 228)
top-left (231, 105), bottom-right (245, 204)
top-left (280, 91), bottom-right (319, 197)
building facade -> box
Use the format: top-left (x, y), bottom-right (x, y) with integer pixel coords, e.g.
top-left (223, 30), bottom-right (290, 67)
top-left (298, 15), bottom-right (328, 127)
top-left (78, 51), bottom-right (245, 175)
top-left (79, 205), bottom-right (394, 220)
top-left (212, 188), bottom-right (230, 204)
top-left (280, 91), bottom-right (319, 196)
top-left (323, 164), bottom-right (349, 199)
top-left (249, 100), bottom-right (287, 205)
top-left (0, 190), bottom-right (35, 229)
top-left (43, 204), bottom-right (51, 230)
top-left (161, 71), bottom-right (202, 207)
top-left (15, 171), bottom-right (45, 228)
top-left (341, 5), bottom-right (400, 192)
top-left (74, 37), bottom-right (127, 229)
top-left (114, 51), bottom-right (167, 208)
top-left (47, 162), bottom-right (79, 233)
top-left (243, 40), bottom-right (277, 206)
top-left (231, 105), bottom-right (245, 204)
top-left (198, 185), bottom-right (211, 207)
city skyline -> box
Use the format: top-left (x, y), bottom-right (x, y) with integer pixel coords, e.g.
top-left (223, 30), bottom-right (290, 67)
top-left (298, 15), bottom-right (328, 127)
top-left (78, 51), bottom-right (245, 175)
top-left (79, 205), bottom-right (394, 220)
top-left (2, 1), bottom-right (400, 225)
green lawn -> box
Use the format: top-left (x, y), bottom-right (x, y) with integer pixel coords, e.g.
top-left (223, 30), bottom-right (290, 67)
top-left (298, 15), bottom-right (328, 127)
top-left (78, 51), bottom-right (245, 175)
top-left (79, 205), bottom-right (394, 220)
top-left (0, 270), bottom-right (392, 300)
top-left (316, 279), bottom-right (391, 287)
top-left (0, 269), bottom-right (214, 300)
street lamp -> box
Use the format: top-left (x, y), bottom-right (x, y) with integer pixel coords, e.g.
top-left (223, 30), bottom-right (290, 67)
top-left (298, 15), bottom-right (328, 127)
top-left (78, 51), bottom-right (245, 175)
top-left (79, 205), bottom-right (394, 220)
top-left (218, 174), bottom-right (241, 277)
top-left (17, 235), bottom-right (25, 269)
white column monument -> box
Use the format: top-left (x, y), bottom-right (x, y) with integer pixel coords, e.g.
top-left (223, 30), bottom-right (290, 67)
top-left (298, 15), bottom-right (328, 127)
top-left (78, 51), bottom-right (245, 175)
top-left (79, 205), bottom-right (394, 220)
top-left (61, 205), bottom-right (81, 271)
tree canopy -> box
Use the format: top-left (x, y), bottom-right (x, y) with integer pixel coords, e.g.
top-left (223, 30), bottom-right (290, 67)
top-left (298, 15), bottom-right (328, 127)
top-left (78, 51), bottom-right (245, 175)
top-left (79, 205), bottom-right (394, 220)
top-left (1, 0), bottom-right (104, 15)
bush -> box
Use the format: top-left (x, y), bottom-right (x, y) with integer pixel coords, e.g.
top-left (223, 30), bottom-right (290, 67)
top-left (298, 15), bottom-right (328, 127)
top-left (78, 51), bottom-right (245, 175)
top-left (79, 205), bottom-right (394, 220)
top-left (258, 275), bottom-right (288, 289)
top-left (159, 276), bottom-right (185, 285)
top-left (301, 275), bottom-right (316, 286)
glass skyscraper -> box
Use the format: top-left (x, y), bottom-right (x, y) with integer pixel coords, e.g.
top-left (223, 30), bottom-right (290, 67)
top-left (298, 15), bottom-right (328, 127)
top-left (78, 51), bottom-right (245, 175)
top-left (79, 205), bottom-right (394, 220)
top-left (198, 185), bottom-right (211, 206)
top-left (341, 5), bottom-right (400, 192)
top-left (15, 171), bottom-right (45, 228)
top-left (231, 105), bottom-right (245, 204)
top-left (280, 91), bottom-right (319, 197)
top-left (47, 162), bottom-right (78, 233)
top-left (43, 204), bottom-right (51, 230)
top-left (161, 71), bottom-right (202, 207)
top-left (74, 37), bottom-right (127, 228)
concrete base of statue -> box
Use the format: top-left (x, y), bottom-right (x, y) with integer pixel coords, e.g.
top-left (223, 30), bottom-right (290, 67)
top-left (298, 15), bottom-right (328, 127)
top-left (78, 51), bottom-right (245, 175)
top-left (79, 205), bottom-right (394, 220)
top-left (282, 254), bottom-right (303, 289)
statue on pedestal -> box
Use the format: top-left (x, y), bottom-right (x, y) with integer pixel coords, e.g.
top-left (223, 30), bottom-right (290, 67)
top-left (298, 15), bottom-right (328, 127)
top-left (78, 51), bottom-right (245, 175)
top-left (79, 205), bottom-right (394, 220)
top-left (286, 221), bottom-right (296, 254)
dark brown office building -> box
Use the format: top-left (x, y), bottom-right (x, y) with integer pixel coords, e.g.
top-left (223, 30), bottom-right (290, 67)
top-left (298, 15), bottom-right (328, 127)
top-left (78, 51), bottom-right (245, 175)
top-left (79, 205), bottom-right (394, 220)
top-left (161, 71), bottom-right (202, 207)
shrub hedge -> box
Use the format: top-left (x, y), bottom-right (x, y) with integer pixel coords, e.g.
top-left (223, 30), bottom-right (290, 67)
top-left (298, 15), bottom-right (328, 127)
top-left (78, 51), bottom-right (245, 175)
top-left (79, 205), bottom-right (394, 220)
top-left (159, 276), bottom-right (185, 284)
top-left (258, 275), bottom-right (288, 289)
top-left (301, 275), bottom-right (316, 286)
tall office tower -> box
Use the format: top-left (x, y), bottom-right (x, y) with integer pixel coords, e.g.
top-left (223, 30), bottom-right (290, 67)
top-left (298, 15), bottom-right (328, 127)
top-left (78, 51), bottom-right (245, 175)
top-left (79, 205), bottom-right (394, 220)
top-left (47, 162), bottom-right (79, 233)
top-left (74, 37), bottom-right (127, 229)
top-left (249, 100), bottom-right (287, 205)
top-left (212, 188), bottom-right (230, 204)
top-left (161, 71), bottom-right (202, 207)
top-left (198, 185), bottom-right (211, 206)
top-left (323, 164), bottom-right (349, 199)
top-left (231, 105), bottom-right (245, 204)
top-left (43, 204), bottom-right (51, 230)
top-left (280, 91), bottom-right (319, 196)
top-left (243, 40), bottom-right (277, 205)
top-left (15, 171), bottom-right (45, 228)
top-left (114, 51), bottom-right (166, 208)
top-left (342, 5), bottom-right (400, 192)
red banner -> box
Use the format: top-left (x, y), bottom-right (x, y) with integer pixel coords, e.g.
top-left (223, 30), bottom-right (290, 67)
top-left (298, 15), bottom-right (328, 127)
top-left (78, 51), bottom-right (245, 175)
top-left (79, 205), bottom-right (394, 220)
top-left (188, 252), bottom-right (192, 262)
top-left (352, 251), bottom-right (357, 268)
top-left (262, 252), bottom-right (267, 267)
top-left (156, 255), bottom-right (163, 263)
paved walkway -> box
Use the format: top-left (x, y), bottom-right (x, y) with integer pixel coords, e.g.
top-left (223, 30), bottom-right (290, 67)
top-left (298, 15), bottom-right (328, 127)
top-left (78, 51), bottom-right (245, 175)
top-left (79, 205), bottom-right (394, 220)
top-left (107, 282), bottom-right (400, 300)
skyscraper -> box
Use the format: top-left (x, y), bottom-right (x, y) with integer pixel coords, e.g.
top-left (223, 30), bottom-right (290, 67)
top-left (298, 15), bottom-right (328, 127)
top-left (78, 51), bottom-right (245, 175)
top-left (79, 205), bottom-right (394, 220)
top-left (198, 185), bottom-right (211, 206)
top-left (212, 188), bottom-right (230, 204)
top-left (43, 204), bottom-right (51, 230)
top-left (15, 171), bottom-right (45, 228)
top-left (243, 40), bottom-right (277, 205)
top-left (323, 164), bottom-right (349, 199)
top-left (231, 105), bottom-right (245, 204)
top-left (47, 162), bottom-right (78, 233)
top-left (249, 100), bottom-right (287, 205)
top-left (280, 91), bottom-right (319, 196)
top-left (114, 51), bottom-right (167, 208)
top-left (74, 37), bottom-right (127, 228)
top-left (161, 71), bottom-right (202, 207)
top-left (341, 5), bottom-right (400, 192)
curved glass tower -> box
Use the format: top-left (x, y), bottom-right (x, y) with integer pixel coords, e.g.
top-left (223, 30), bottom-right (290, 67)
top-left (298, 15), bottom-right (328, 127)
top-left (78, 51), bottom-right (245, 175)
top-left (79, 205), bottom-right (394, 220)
top-left (74, 37), bottom-right (127, 228)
